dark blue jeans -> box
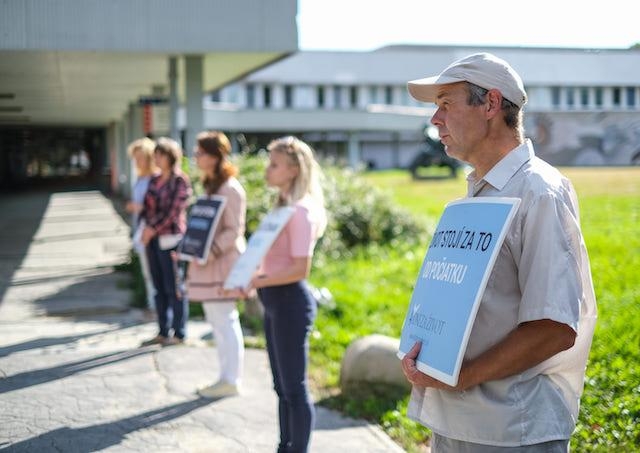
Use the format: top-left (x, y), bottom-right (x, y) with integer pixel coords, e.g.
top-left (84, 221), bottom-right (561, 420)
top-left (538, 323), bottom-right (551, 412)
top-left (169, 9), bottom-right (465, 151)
top-left (146, 237), bottom-right (187, 339)
top-left (258, 281), bottom-right (317, 453)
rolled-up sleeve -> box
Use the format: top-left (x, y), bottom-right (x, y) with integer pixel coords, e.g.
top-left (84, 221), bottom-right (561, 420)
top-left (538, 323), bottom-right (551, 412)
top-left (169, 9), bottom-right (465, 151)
top-left (518, 192), bottom-right (582, 331)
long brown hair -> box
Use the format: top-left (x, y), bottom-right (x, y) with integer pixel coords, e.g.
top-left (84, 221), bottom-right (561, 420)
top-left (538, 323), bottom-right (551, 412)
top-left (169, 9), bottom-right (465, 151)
top-left (197, 131), bottom-right (237, 195)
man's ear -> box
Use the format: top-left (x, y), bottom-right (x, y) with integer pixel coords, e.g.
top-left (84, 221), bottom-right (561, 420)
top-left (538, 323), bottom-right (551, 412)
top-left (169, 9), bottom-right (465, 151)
top-left (485, 89), bottom-right (503, 118)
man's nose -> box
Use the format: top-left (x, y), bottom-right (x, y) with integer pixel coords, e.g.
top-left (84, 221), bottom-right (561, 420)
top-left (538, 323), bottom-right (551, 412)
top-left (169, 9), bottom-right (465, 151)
top-left (430, 108), bottom-right (443, 126)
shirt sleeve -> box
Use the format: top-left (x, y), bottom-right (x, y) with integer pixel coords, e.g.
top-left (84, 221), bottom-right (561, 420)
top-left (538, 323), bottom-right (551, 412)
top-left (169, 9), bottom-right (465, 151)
top-left (517, 192), bottom-right (582, 331)
top-left (212, 183), bottom-right (246, 257)
top-left (288, 205), bottom-right (314, 258)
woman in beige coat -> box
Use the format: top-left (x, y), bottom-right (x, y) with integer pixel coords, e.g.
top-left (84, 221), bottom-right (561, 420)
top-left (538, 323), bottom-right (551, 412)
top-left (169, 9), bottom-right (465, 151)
top-left (187, 131), bottom-right (247, 398)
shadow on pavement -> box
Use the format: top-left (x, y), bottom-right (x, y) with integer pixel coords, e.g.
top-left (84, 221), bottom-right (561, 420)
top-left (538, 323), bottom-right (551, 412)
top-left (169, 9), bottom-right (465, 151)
top-left (0, 347), bottom-right (156, 394)
top-left (0, 397), bottom-right (212, 452)
top-left (0, 191), bottom-right (50, 305)
top-left (0, 328), bottom-right (120, 358)
top-left (30, 268), bottom-right (132, 318)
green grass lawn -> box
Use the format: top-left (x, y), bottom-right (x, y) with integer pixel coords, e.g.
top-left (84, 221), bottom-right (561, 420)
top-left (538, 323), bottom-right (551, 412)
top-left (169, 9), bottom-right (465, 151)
top-left (312, 167), bottom-right (640, 452)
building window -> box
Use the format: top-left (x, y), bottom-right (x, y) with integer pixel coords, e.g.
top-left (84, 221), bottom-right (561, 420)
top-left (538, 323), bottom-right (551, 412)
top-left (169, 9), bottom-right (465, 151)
top-left (580, 87), bottom-right (589, 108)
top-left (566, 88), bottom-right (575, 109)
top-left (551, 87), bottom-right (561, 108)
top-left (246, 84), bottom-right (255, 108)
top-left (317, 86), bottom-right (325, 108)
top-left (612, 87), bottom-right (621, 107)
top-left (210, 90), bottom-right (221, 102)
top-left (626, 87), bottom-right (636, 107)
top-left (369, 86), bottom-right (378, 103)
top-left (349, 86), bottom-right (358, 108)
top-left (595, 87), bottom-right (603, 108)
top-left (333, 85), bottom-right (342, 109)
top-left (385, 86), bottom-right (393, 104)
top-left (263, 86), bottom-right (272, 108)
top-left (284, 85), bottom-right (293, 108)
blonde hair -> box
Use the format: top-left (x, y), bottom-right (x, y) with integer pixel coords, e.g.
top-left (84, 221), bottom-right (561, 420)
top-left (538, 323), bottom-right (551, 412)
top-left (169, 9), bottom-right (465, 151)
top-left (267, 136), bottom-right (327, 236)
top-left (127, 137), bottom-right (156, 176)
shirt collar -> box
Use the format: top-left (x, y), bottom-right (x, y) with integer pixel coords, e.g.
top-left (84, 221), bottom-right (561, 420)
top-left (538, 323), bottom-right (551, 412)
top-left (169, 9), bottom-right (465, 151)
top-left (467, 139), bottom-right (534, 196)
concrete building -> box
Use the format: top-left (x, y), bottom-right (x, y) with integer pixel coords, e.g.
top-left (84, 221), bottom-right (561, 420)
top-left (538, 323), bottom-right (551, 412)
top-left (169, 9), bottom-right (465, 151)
top-left (0, 0), bottom-right (298, 195)
top-left (205, 45), bottom-right (640, 168)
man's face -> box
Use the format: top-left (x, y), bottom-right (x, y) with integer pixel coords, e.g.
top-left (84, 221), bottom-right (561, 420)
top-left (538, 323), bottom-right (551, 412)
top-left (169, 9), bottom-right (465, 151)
top-left (430, 82), bottom-right (488, 164)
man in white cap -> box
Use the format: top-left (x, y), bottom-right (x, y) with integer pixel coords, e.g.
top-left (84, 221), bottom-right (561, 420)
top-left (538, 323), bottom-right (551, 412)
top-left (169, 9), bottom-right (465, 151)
top-left (401, 53), bottom-right (597, 452)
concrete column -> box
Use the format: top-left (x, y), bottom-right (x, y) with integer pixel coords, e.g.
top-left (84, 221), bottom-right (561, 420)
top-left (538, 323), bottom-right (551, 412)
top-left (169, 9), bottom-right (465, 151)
top-left (116, 121), bottom-right (128, 196)
top-left (185, 55), bottom-right (204, 157)
top-left (105, 122), bottom-right (118, 194)
top-left (231, 133), bottom-right (240, 153)
top-left (347, 131), bottom-right (361, 169)
top-left (392, 131), bottom-right (400, 168)
top-left (169, 56), bottom-right (180, 142)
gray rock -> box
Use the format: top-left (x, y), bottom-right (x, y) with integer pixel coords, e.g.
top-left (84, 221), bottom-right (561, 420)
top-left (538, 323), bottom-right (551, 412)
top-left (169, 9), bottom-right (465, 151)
top-left (340, 334), bottom-right (410, 391)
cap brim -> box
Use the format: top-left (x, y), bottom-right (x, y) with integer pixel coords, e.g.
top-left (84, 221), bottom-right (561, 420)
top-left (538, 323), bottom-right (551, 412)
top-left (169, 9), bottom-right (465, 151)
top-left (407, 75), bottom-right (463, 103)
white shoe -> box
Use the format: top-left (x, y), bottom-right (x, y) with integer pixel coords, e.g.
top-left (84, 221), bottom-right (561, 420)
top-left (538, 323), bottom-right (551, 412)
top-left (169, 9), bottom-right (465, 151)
top-left (197, 381), bottom-right (240, 399)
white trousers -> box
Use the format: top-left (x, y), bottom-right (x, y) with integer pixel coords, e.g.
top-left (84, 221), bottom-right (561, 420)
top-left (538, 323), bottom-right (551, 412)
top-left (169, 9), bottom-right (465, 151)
top-left (202, 301), bottom-right (244, 385)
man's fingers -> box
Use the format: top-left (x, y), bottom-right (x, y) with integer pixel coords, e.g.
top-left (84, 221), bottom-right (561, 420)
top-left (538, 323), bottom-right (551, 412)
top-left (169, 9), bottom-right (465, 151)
top-left (407, 341), bottom-right (422, 358)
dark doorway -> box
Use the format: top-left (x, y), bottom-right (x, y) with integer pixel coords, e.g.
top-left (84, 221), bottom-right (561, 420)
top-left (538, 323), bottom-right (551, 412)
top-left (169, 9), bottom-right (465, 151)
top-left (0, 126), bottom-right (107, 193)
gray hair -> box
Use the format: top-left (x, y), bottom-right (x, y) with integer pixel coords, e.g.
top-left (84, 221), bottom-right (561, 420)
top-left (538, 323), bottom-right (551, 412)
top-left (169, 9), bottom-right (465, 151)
top-left (466, 82), bottom-right (524, 139)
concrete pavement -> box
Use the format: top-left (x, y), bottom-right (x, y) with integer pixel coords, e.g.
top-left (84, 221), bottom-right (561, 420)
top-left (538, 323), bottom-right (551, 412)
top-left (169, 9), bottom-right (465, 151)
top-left (0, 188), bottom-right (405, 453)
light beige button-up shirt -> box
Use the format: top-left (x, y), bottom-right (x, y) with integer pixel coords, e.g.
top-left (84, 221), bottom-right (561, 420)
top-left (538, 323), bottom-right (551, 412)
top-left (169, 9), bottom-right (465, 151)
top-left (408, 140), bottom-right (597, 446)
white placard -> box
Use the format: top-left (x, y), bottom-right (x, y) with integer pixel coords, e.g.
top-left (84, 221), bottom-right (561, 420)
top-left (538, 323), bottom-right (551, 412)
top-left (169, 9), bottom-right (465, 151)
top-left (223, 206), bottom-right (296, 290)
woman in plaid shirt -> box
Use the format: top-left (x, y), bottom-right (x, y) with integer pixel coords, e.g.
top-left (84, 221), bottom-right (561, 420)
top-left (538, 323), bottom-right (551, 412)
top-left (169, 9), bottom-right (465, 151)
top-left (140, 137), bottom-right (192, 347)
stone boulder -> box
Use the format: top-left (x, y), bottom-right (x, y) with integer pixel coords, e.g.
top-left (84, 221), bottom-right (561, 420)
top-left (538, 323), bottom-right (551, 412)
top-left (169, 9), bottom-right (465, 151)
top-left (340, 334), bottom-right (410, 392)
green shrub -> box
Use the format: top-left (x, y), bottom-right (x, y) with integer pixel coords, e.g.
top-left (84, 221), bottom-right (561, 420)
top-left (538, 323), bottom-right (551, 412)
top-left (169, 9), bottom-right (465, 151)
top-left (234, 153), bottom-right (428, 262)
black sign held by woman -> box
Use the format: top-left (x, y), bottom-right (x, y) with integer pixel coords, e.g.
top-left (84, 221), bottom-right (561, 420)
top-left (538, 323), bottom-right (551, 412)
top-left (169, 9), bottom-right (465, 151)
top-left (178, 195), bottom-right (226, 264)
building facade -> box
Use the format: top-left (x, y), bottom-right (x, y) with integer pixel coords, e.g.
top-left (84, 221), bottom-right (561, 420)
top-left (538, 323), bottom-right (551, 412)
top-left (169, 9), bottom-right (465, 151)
top-left (0, 0), bottom-right (298, 194)
top-left (203, 45), bottom-right (640, 168)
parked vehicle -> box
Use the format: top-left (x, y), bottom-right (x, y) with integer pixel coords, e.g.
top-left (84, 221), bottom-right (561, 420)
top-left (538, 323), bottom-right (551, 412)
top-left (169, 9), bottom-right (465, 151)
top-left (408, 127), bottom-right (461, 179)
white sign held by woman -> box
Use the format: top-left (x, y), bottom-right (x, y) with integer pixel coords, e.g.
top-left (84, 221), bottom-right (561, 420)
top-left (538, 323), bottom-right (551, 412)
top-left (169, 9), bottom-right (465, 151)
top-left (224, 206), bottom-right (295, 290)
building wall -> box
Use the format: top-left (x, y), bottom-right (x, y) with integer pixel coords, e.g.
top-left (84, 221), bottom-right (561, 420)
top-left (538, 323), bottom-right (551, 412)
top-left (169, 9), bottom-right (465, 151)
top-left (526, 111), bottom-right (640, 166)
top-left (206, 48), bottom-right (640, 168)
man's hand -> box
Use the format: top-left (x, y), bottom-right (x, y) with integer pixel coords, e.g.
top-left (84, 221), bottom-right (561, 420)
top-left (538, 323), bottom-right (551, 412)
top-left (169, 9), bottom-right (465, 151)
top-left (401, 341), bottom-right (466, 391)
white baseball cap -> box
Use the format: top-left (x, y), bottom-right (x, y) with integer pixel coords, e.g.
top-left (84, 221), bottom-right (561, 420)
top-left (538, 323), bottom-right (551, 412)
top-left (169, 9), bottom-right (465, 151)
top-left (407, 52), bottom-right (527, 108)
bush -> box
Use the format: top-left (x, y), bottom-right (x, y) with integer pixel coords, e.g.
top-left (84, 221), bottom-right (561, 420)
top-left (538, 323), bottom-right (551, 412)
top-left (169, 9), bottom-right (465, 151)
top-left (233, 153), bottom-right (428, 262)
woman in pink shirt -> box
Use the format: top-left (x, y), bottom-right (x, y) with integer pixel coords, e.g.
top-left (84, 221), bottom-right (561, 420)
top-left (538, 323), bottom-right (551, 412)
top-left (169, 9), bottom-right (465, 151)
top-left (248, 136), bottom-right (327, 453)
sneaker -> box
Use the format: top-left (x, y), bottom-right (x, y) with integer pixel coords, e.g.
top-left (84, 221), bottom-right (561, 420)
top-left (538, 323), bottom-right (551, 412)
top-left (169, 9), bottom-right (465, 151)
top-left (162, 336), bottom-right (184, 347)
top-left (197, 381), bottom-right (240, 399)
top-left (140, 335), bottom-right (165, 347)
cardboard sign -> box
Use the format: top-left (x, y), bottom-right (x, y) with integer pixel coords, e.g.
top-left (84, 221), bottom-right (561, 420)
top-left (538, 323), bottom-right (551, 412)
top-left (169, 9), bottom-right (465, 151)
top-left (178, 195), bottom-right (226, 264)
top-left (224, 206), bottom-right (295, 290)
top-left (398, 197), bottom-right (520, 386)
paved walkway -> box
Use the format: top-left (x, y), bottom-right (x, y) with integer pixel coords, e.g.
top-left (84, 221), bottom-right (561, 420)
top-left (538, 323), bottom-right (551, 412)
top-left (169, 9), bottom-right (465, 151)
top-left (0, 189), bottom-right (405, 453)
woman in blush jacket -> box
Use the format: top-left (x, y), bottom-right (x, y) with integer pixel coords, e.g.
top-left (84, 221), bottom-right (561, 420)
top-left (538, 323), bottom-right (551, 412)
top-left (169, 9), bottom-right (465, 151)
top-left (187, 131), bottom-right (247, 399)
top-left (246, 136), bottom-right (327, 453)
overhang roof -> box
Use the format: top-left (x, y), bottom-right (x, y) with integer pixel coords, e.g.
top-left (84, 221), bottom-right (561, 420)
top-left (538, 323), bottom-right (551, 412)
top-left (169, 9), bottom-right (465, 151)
top-left (0, 0), bottom-right (298, 126)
